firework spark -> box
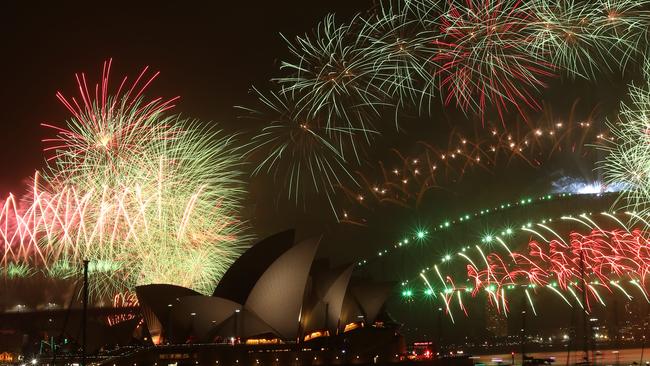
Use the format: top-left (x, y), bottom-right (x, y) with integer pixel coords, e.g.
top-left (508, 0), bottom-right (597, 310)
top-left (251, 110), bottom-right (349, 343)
top-left (525, 0), bottom-right (650, 79)
top-left (430, 0), bottom-right (555, 122)
top-left (358, 0), bottom-right (439, 114)
top-left (601, 77), bottom-right (650, 220)
top-left (276, 14), bottom-right (390, 141)
top-left (240, 88), bottom-right (362, 219)
top-left (406, 212), bottom-right (650, 317)
top-left (2, 61), bottom-right (249, 298)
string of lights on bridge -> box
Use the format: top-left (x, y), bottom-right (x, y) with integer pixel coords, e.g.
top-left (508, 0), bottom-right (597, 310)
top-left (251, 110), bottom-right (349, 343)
top-left (394, 210), bottom-right (649, 320)
top-left (356, 191), bottom-right (614, 268)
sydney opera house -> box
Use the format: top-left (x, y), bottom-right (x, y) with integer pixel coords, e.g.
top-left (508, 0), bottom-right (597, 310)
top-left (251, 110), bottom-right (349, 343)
top-left (0, 230), bottom-right (405, 365)
top-left (128, 229), bottom-right (403, 365)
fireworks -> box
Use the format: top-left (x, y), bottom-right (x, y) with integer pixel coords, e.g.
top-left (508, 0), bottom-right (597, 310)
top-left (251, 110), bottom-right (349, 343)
top-left (357, 0), bottom-right (439, 113)
top-left (276, 14), bottom-right (389, 141)
top-left (247, 0), bottom-right (650, 213)
top-left (2, 61), bottom-right (249, 298)
top-left (592, 0), bottom-right (650, 68)
top-left (525, 0), bottom-right (650, 79)
top-left (526, 0), bottom-right (612, 79)
top-left (240, 88), bottom-right (360, 219)
top-left (397, 211), bottom-right (650, 318)
top-left (340, 101), bottom-right (610, 224)
top-left (601, 80), bottom-right (650, 221)
top-left (461, 213), bottom-right (650, 313)
top-left (42, 59), bottom-right (179, 186)
top-left (430, 0), bottom-right (555, 122)
top-left (270, 0), bottom-right (650, 129)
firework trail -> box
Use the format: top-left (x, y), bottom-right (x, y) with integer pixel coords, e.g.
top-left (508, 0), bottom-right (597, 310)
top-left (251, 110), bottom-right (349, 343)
top-left (339, 100), bottom-right (611, 224)
top-left (276, 14), bottom-right (390, 142)
top-left (240, 87), bottom-right (363, 220)
top-left (2, 61), bottom-right (249, 298)
top-left (358, 0), bottom-right (440, 114)
top-left (409, 212), bottom-right (650, 318)
top-left (601, 68), bottom-right (650, 222)
top-left (429, 0), bottom-right (555, 122)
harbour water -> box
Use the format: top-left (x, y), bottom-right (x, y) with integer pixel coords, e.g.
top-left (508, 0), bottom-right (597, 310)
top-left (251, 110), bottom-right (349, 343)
top-left (475, 348), bottom-right (650, 366)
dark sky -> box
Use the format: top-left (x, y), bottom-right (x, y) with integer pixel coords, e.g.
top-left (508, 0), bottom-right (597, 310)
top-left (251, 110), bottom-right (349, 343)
top-left (1, 1), bottom-right (642, 340)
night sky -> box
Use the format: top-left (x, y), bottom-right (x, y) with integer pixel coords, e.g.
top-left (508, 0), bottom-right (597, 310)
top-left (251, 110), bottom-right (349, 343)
top-left (1, 1), bottom-right (645, 340)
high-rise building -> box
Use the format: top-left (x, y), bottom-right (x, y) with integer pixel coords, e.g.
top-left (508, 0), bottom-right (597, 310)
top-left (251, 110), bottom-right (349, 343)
top-left (485, 304), bottom-right (508, 338)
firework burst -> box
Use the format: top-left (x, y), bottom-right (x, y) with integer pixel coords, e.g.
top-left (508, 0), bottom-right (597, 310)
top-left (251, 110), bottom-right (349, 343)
top-left (601, 80), bottom-right (650, 220)
top-left (430, 0), bottom-right (555, 122)
top-left (2, 61), bottom-right (249, 298)
top-left (592, 0), bottom-right (650, 65)
top-left (525, 0), bottom-right (649, 80)
top-left (42, 59), bottom-right (179, 186)
top-left (240, 88), bottom-right (361, 219)
top-left (357, 0), bottom-right (440, 114)
top-left (276, 14), bottom-right (390, 140)
top-left (405, 212), bottom-right (650, 318)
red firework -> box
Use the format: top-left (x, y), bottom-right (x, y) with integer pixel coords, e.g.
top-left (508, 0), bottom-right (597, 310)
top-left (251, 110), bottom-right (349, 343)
top-left (432, 0), bottom-right (555, 123)
top-left (337, 101), bottom-right (608, 225)
top-left (466, 227), bottom-right (650, 312)
top-left (41, 59), bottom-right (180, 183)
